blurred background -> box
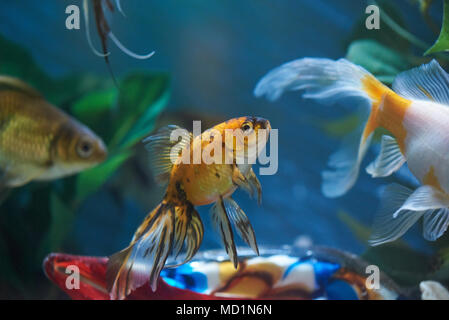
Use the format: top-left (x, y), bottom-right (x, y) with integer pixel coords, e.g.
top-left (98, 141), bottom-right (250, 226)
top-left (0, 0), bottom-right (447, 299)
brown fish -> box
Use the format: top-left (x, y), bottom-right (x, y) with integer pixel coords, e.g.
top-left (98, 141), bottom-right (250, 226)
top-left (0, 76), bottom-right (107, 188)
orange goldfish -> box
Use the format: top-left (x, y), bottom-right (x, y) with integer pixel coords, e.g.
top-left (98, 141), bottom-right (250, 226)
top-left (0, 76), bottom-right (107, 189)
top-left (255, 57), bottom-right (449, 246)
top-left (107, 116), bottom-right (271, 299)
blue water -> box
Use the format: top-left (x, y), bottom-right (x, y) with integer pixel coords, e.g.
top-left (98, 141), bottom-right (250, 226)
top-left (0, 0), bottom-right (436, 257)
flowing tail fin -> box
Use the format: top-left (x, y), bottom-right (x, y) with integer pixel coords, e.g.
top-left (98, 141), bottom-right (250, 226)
top-left (106, 200), bottom-right (204, 300)
top-left (255, 58), bottom-right (392, 197)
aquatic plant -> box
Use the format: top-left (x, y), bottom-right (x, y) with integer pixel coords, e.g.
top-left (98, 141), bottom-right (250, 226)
top-left (425, 0), bottom-right (449, 54)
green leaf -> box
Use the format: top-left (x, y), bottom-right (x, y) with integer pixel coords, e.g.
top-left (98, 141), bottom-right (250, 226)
top-left (345, 0), bottom-right (410, 52)
top-left (346, 39), bottom-right (411, 84)
top-left (0, 34), bottom-right (105, 107)
top-left (71, 88), bottom-right (117, 118)
top-left (75, 150), bottom-right (133, 201)
top-left (109, 73), bottom-right (170, 149)
top-left (0, 35), bottom-right (51, 92)
top-left (425, 0), bottom-right (449, 55)
top-left (71, 88), bottom-right (118, 142)
top-left (119, 87), bottom-right (169, 149)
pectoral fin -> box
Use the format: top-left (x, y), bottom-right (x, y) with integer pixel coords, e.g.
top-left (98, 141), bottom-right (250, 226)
top-left (366, 135), bottom-right (406, 178)
top-left (423, 208), bottom-right (449, 241)
top-left (223, 197), bottom-right (259, 255)
top-left (246, 168), bottom-right (262, 205)
top-left (211, 196), bottom-right (238, 268)
top-left (394, 185), bottom-right (449, 214)
top-left (370, 184), bottom-right (449, 246)
top-left (369, 183), bottom-right (422, 246)
top-left (232, 165), bottom-right (262, 205)
top-left (0, 165), bottom-right (36, 204)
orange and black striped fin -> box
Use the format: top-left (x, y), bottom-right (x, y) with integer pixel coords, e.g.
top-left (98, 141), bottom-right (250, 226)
top-left (105, 245), bottom-right (133, 296)
top-left (166, 205), bottom-right (204, 268)
top-left (172, 205), bottom-right (190, 259)
top-left (171, 203), bottom-right (203, 260)
top-left (106, 203), bottom-right (175, 299)
top-left (392, 59), bottom-right (449, 105)
top-left (255, 58), bottom-right (392, 197)
top-left (211, 197), bottom-right (238, 268)
top-left (184, 207), bottom-right (204, 262)
top-left (130, 202), bottom-right (164, 242)
top-left (143, 125), bottom-right (192, 185)
top-left (223, 197), bottom-right (259, 255)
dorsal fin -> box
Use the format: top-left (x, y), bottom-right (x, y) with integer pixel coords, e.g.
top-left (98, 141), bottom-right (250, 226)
top-left (143, 125), bottom-right (192, 185)
top-left (0, 76), bottom-right (42, 98)
top-left (392, 59), bottom-right (449, 105)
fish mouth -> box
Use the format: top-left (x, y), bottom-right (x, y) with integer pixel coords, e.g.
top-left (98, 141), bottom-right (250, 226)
top-left (254, 117), bottom-right (271, 132)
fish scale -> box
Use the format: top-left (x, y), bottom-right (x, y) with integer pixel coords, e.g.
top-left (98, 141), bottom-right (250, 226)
top-left (177, 162), bottom-right (235, 206)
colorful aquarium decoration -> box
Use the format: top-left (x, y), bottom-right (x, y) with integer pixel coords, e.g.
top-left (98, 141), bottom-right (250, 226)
top-left (44, 247), bottom-right (408, 300)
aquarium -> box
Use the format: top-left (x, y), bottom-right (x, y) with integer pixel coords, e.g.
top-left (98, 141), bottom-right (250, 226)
top-left (1, 0), bottom-right (449, 303)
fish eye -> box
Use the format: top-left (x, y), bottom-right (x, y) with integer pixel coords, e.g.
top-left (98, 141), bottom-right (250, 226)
top-left (241, 122), bottom-right (253, 132)
top-left (76, 138), bottom-right (94, 158)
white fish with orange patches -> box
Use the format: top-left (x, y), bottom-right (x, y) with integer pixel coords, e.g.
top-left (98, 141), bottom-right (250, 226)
top-left (255, 58), bottom-right (449, 245)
